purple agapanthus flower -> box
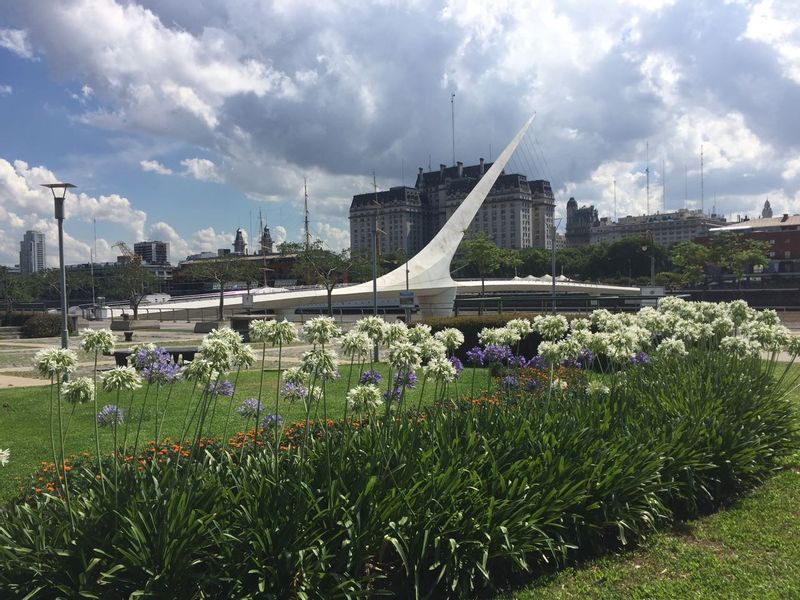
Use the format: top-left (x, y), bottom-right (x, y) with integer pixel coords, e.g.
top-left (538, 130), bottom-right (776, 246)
top-left (394, 370), bottom-right (418, 389)
top-left (501, 375), bottom-right (519, 389)
top-left (449, 356), bottom-right (464, 377)
top-left (578, 348), bottom-right (594, 367)
top-left (526, 355), bottom-right (546, 370)
top-left (280, 382), bottom-right (308, 402)
top-left (261, 413), bottom-right (284, 430)
top-left (526, 378), bottom-right (538, 392)
top-left (205, 380), bottom-right (235, 397)
top-left (133, 346), bottom-right (181, 383)
top-left (507, 355), bottom-right (528, 368)
top-left (629, 351), bottom-right (651, 366)
top-left (483, 344), bottom-right (513, 365)
top-left (562, 357), bottom-right (582, 369)
top-left (359, 369), bottom-right (382, 386)
top-left (236, 397), bottom-right (263, 419)
top-left (466, 346), bottom-right (485, 367)
top-left (97, 404), bottom-right (124, 427)
top-left (384, 387), bottom-right (403, 403)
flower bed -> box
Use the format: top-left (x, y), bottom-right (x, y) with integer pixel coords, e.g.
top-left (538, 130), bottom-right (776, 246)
top-left (0, 299), bottom-right (798, 597)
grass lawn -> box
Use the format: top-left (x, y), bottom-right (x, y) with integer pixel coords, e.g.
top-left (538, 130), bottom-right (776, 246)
top-left (0, 363), bottom-right (486, 501)
top-left (503, 462), bottom-right (800, 599)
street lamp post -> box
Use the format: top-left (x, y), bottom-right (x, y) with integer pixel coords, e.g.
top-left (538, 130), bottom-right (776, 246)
top-left (42, 183), bottom-right (76, 354)
top-left (642, 230), bottom-right (655, 287)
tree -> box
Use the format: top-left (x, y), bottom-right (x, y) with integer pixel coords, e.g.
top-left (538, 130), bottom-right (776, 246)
top-left (105, 262), bottom-right (158, 320)
top-left (291, 241), bottom-right (353, 315)
top-left (179, 257), bottom-right (260, 321)
top-left (669, 241), bottom-right (711, 286)
top-left (457, 232), bottom-right (516, 295)
top-left (708, 232), bottom-right (770, 285)
top-left (0, 267), bottom-right (35, 315)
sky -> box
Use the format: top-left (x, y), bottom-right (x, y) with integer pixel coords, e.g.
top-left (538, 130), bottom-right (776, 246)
top-left (1, 0), bottom-right (799, 267)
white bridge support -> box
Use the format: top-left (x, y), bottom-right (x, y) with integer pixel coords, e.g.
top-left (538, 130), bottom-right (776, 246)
top-left (112, 116), bottom-right (640, 321)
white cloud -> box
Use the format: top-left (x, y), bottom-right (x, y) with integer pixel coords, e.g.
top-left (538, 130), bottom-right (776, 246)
top-left (273, 225), bottom-right (287, 247)
top-left (190, 227), bottom-right (235, 253)
top-left (140, 159), bottom-right (173, 175)
top-left (314, 222), bottom-right (349, 251)
top-left (0, 157), bottom-right (147, 263)
top-left (0, 85), bottom-right (11, 96)
top-left (181, 157), bottom-right (223, 183)
top-left (745, 0), bottom-right (800, 83)
top-left (0, 28), bottom-right (35, 60)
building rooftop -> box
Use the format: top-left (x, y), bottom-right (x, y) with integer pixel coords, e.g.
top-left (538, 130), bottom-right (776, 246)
top-left (709, 214), bottom-right (800, 232)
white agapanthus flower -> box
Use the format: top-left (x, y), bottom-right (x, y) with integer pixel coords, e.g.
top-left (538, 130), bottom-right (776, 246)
top-left (407, 324), bottom-right (433, 344)
top-left (356, 316), bottom-right (386, 343)
top-left (569, 318), bottom-right (591, 332)
top-left (282, 366), bottom-right (310, 386)
top-left (533, 314), bottom-right (569, 340)
top-left (550, 378), bottom-right (568, 392)
top-left (339, 330), bottom-right (372, 359)
top-left (418, 338), bottom-right (447, 364)
top-left (33, 347), bottom-right (78, 378)
top-left (182, 358), bottom-right (215, 382)
top-left (300, 348), bottom-right (340, 380)
top-left (727, 300), bottom-right (753, 328)
top-left (199, 327), bottom-right (245, 373)
top-left (585, 380), bottom-right (610, 396)
top-left (388, 341), bottom-right (421, 370)
top-left (250, 319), bottom-right (298, 346)
top-left (720, 336), bottom-right (762, 359)
top-left (303, 316), bottom-right (341, 345)
top-left (102, 366), bottom-right (143, 392)
top-left (478, 327), bottom-right (507, 346)
top-left (79, 328), bottom-right (115, 354)
top-left (505, 318), bottom-right (533, 338)
top-left (62, 376), bottom-right (95, 405)
top-left (434, 327), bottom-right (465, 351)
top-left (655, 337), bottom-right (688, 359)
top-left (346, 384), bottom-right (383, 413)
top-left (233, 344), bottom-right (257, 368)
top-left (423, 357), bottom-right (457, 382)
top-left (382, 322), bottom-right (409, 346)
top-left (0, 448), bottom-right (9, 466)
top-left (495, 327), bottom-right (521, 346)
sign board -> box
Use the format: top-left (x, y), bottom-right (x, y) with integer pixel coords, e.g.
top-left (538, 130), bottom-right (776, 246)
top-left (399, 290), bottom-right (415, 307)
top-left (640, 286), bottom-right (666, 297)
top-left (242, 294), bottom-right (254, 309)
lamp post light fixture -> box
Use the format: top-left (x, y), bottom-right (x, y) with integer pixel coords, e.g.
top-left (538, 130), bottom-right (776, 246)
top-left (641, 230), bottom-right (655, 287)
top-left (42, 183), bottom-right (76, 353)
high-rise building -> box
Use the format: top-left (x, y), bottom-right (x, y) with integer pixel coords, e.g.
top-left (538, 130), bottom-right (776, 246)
top-left (349, 160), bottom-right (555, 256)
top-left (565, 197), bottom-right (599, 247)
top-left (133, 240), bottom-right (169, 265)
top-left (762, 200), bottom-right (773, 219)
top-left (19, 230), bottom-right (46, 275)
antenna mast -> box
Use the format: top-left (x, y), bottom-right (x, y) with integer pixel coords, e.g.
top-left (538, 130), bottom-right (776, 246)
top-left (451, 93), bottom-right (456, 166)
top-left (645, 141), bottom-right (650, 215)
top-left (303, 177), bottom-right (310, 249)
top-left (700, 145), bottom-right (704, 214)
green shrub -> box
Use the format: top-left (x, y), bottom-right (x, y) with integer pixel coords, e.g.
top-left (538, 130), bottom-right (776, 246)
top-left (20, 313), bottom-right (67, 338)
top-left (1, 349), bottom-right (796, 598)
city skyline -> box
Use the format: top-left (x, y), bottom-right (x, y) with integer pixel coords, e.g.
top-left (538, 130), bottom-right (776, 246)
top-left (1, 1), bottom-right (799, 268)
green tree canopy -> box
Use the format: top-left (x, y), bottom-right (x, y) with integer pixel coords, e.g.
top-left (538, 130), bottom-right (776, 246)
top-left (457, 232), bottom-right (519, 294)
top-left (290, 241), bottom-right (354, 315)
top-left (178, 257), bottom-right (259, 321)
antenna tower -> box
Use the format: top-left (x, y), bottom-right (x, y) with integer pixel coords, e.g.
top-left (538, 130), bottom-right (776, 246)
top-left (451, 93), bottom-right (456, 166)
top-left (304, 177), bottom-right (311, 249)
top-left (645, 142), bottom-right (650, 215)
top-left (700, 145), bottom-right (705, 214)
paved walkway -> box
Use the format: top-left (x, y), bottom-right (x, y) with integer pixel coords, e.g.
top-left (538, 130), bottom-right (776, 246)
top-left (0, 374), bottom-right (49, 388)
